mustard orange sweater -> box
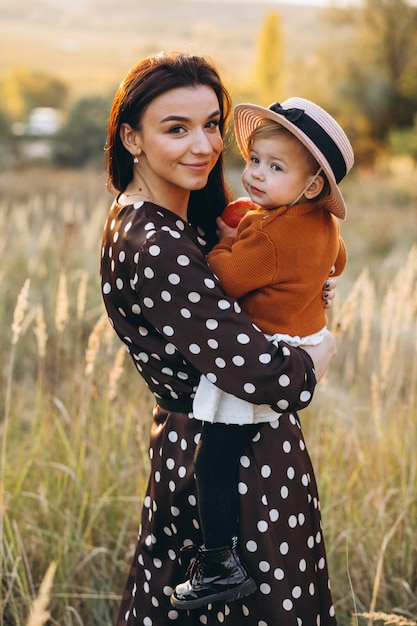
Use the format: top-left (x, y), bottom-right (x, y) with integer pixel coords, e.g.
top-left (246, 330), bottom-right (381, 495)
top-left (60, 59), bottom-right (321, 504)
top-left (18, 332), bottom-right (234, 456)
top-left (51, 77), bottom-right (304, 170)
top-left (207, 202), bottom-right (347, 337)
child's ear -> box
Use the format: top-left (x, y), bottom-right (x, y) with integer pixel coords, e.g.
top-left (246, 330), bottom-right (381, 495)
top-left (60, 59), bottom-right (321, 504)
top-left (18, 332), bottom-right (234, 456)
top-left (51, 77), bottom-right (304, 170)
top-left (304, 174), bottom-right (325, 200)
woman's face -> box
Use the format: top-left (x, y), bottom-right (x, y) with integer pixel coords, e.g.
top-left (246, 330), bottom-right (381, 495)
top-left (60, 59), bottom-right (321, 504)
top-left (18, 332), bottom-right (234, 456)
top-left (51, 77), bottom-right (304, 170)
top-left (134, 85), bottom-right (223, 204)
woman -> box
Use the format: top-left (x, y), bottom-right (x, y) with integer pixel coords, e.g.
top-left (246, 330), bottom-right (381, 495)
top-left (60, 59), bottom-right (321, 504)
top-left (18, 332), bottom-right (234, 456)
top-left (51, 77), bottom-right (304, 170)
top-left (101, 51), bottom-right (338, 626)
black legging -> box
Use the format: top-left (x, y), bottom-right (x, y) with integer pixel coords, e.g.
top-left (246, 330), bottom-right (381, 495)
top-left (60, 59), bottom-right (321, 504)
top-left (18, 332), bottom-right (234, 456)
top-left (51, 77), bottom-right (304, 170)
top-left (194, 421), bottom-right (262, 549)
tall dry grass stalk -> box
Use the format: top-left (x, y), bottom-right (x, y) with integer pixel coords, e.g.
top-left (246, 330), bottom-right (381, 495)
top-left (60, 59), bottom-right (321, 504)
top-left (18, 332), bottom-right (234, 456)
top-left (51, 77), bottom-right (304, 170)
top-left (11, 278), bottom-right (31, 346)
top-left (357, 269), bottom-right (375, 368)
top-left (34, 304), bottom-right (47, 361)
top-left (379, 246), bottom-right (417, 388)
top-left (368, 512), bottom-right (407, 621)
top-left (54, 272), bottom-right (69, 334)
top-left (355, 613), bottom-right (417, 626)
top-left (84, 312), bottom-right (111, 377)
top-left (2, 278), bottom-right (31, 626)
top-left (25, 562), bottom-right (57, 626)
top-left (108, 344), bottom-right (127, 402)
top-left (76, 271), bottom-right (89, 321)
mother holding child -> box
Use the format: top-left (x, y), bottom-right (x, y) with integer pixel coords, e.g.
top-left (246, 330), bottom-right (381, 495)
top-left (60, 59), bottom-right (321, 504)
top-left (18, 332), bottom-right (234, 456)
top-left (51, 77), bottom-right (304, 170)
top-left (101, 50), bottom-right (353, 626)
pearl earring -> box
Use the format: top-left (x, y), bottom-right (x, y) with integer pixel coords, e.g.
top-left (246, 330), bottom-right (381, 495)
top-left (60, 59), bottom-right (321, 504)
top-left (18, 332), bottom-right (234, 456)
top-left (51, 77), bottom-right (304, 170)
top-left (133, 155), bottom-right (139, 164)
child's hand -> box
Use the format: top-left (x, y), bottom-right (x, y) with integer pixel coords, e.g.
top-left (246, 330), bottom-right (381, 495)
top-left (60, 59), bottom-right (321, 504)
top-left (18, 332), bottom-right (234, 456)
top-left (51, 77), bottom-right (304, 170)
top-left (221, 197), bottom-right (259, 228)
top-left (216, 216), bottom-right (238, 240)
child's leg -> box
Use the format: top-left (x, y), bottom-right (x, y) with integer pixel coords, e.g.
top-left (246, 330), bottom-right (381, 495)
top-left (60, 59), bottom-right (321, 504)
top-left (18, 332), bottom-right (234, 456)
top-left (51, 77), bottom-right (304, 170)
top-left (194, 421), bottom-right (261, 548)
top-left (170, 421), bottom-right (260, 609)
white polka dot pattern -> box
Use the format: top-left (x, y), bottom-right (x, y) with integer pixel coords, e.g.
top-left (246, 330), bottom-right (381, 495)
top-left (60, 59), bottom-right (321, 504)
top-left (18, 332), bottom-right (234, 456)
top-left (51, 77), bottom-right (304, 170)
top-left (100, 201), bottom-right (317, 413)
top-left (100, 202), bottom-right (335, 626)
top-left (113, 410), bottom-right (337, 626)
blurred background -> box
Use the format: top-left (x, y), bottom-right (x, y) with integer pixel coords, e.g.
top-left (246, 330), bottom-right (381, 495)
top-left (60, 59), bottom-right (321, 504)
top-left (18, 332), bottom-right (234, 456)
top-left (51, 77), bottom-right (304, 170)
top-left (1, 1), bottom-right (417, 625)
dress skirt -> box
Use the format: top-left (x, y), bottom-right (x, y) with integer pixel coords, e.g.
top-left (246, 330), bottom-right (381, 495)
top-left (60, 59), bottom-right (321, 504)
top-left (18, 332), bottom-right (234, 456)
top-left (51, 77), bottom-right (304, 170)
top-left (115, 405), bottom-right (337, 626)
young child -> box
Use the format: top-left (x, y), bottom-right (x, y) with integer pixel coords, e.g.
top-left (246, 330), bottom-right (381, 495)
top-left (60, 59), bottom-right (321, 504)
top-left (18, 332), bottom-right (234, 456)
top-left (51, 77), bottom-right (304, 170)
top-left (171, 97), bottom-right (354, 610)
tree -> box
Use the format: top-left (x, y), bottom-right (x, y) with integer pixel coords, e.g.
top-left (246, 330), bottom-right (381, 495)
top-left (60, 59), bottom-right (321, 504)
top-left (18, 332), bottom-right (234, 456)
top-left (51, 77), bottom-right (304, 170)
top-left (326, 0), bottom-right (417, 141)
top-left (252, 11), bottom-right (284, 106)
top-left (53, 96), bottom-right (111, 167)
top-left (0, 68), bottom-right (68, 120)
top-left (355, 0), bottom-right (417, 137)
top-left (389, 114), bottom-right (417, 162)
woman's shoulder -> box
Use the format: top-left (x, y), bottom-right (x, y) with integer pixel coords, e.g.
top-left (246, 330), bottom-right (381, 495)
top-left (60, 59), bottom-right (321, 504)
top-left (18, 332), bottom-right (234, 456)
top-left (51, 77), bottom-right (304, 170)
top-left (110, 199), bottom-right (183, 228)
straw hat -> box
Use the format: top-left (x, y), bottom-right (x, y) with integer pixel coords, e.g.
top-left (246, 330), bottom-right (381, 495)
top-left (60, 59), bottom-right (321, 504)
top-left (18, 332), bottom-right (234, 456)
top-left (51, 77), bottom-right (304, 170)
top-left (233, 97), bottom-right (354, 219)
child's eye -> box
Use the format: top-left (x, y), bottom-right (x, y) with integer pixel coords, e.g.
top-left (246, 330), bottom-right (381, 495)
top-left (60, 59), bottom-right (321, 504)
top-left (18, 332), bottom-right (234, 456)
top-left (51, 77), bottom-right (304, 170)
top-left (250, 156), bottom-right (259, 164)
top-left (271, 164), bottom-right (281, 171)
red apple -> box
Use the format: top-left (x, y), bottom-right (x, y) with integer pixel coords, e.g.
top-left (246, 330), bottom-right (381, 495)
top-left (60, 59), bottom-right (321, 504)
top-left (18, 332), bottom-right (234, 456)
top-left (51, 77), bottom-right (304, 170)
top-left (221, 197), bottom-right (259, 228)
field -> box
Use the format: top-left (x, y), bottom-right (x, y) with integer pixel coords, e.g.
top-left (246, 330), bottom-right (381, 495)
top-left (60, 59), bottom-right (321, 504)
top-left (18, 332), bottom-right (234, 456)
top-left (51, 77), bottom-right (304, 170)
top-left (0, 0), bottom-right (324, 100)
top-left (1, 0), bottom-right (417, 624)
top-left (1, 160), bottom-right (417, 626)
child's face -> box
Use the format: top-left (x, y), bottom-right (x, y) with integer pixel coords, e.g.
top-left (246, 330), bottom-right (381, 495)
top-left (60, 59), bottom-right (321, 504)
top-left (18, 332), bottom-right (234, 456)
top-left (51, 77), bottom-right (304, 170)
top-left (242, 134), bottom-right (314, 210)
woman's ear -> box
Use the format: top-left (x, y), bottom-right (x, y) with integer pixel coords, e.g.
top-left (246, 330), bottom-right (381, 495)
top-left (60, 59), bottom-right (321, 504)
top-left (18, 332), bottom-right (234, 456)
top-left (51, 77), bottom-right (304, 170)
top-left (304, 174), bottom-right (325, 200)
top-left (120, 123), bottom-right (142, 156)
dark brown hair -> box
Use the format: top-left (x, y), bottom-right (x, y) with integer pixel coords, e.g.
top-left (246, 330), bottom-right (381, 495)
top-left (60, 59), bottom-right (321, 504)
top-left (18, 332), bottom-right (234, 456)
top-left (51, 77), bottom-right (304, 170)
top-left (105, 51), bottom-right (233, 245)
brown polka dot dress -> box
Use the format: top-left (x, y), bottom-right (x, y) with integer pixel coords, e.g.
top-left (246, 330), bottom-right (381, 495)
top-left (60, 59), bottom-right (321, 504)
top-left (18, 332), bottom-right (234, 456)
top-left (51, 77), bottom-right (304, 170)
top-left (101, 200), bottom-right (337, 626)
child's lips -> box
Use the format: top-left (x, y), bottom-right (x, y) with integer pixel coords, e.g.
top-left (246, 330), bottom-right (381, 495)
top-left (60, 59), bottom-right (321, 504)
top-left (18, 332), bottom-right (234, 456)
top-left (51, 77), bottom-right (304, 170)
top-left (249, 185), bottom-right (264, 196)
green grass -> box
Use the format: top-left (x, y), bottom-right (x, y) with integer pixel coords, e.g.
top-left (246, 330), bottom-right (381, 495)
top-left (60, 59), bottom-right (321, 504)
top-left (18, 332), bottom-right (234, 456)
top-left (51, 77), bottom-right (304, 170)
top-left (1, 163), bottom-right (417, 625)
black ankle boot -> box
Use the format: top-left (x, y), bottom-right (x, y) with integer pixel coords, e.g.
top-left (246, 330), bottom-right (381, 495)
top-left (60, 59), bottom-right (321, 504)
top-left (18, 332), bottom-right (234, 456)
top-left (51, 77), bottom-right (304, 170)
top-left (170, 544), bottom-right (256, 610)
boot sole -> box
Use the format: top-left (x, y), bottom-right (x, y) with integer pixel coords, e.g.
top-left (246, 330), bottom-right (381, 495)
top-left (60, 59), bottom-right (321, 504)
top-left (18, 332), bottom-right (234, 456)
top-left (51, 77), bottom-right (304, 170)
top-left (170, 577), bottom-right (257, 610)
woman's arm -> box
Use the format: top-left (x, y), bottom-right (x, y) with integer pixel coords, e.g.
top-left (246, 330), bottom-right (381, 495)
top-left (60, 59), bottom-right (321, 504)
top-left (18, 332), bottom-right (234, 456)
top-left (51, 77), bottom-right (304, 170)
top-left (302, 329), bottom-right (336, 381)
top-left (137, 229), bottom-right (317, 414)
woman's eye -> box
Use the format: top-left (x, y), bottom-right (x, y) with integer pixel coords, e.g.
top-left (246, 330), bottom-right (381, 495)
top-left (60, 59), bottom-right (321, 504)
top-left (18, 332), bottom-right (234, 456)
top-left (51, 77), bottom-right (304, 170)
top-left (169, 125), bottom-right (186, 135)
top-left (206, 119), bottom-right (220, 130)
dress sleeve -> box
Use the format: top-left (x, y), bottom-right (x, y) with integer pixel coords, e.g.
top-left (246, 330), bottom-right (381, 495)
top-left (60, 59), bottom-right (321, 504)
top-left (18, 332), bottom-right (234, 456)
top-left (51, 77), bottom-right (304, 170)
top-left (135, 229), bottom-right (316, 414)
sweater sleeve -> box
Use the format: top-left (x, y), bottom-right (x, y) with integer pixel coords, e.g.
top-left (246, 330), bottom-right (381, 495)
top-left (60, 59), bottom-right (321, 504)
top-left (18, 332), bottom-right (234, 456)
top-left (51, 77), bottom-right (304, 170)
top-left (207, 224), bottom-right (277, 299)
top-left (136, 229), bottom-right (316, 414)
top-left (333, 236), bottom-right (348, 277)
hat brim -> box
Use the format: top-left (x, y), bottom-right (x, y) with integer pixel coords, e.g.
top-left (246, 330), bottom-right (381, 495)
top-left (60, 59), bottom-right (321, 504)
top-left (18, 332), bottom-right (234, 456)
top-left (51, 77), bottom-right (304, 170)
top-left (233, 103), bottom-right (347, 219)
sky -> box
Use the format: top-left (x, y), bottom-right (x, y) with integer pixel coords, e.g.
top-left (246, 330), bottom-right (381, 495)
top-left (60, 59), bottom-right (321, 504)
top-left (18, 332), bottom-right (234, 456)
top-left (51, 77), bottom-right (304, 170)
top-left (276, 0), bottom-right (358, 4)
top-left (188, 0), bottom-right (361, 5)
top-left (272, 0), bottom-right (360, 4)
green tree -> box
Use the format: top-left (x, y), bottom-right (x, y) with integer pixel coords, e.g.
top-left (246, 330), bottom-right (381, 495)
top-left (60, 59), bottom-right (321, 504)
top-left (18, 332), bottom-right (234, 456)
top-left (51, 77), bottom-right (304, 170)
top-left (0, 107), bottom-right (14, 167)
top-left (352, 0), bottom-right (417, 138)
top-left (252, 11), bottom-right (284, 106)
top-left (0, 68), bottom-right (68, 120)
top-left (53, 96), bottom-right (111, 167)
top-left (389, 114), bottom-right (417, 162)
top-left (326, 0), bottom-right (417, 140)
top-left (295, 0), bottom-right (417, 165)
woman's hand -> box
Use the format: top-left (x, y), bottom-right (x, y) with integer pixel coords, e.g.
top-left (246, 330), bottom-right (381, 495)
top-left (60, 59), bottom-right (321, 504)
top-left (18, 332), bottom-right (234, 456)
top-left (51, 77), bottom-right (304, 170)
top-left (302, 329), bottom-right (336, 382)
top-left (323, 266), bottom-right (337, 309)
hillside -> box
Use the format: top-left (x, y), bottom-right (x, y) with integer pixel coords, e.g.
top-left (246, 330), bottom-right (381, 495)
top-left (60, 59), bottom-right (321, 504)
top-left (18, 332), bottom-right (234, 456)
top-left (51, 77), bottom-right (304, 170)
top-left (0, 0), bottom-right (325, 98)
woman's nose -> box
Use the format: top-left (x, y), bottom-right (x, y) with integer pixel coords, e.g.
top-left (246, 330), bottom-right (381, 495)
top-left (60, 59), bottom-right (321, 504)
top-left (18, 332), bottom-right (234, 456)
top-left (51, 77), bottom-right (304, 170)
top-left (191, 130), bottom-right (213, 154)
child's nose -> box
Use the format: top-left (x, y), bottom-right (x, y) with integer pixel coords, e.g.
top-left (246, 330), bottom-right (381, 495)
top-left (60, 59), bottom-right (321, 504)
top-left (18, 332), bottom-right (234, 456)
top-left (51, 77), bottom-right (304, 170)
top-left (252, 164), bottom-right (264, 179)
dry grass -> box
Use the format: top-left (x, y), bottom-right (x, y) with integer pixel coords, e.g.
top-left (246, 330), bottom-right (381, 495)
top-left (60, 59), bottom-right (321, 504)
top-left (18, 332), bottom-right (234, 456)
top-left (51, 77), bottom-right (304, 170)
top-left (26, 562), bottom-right (57, 626)
top-left (1, 163), bottom-right (416, 625)
top-left (356, 613), bottom-right (417, 626)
